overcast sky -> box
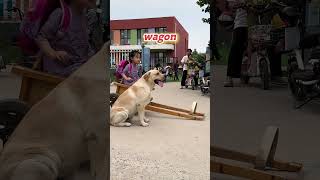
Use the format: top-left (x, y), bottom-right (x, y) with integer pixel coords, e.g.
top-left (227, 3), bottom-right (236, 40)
top-left (110, 0), bottom-right (210, 53)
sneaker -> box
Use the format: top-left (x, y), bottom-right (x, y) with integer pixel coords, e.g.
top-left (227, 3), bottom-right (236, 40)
top-left (180, 86), bottom-right (184, 89)
top-left (224, 77), bottom-right (234, 87)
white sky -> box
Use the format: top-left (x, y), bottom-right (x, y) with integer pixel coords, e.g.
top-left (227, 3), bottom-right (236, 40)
top-left (110, 0), bottom-right (210, 53)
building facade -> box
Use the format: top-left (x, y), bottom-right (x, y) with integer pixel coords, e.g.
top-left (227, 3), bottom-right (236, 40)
top-left (110, 16), bottom-right (189, 68)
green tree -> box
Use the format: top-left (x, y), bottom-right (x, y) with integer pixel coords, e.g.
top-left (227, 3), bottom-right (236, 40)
top-left (196, 0), bottom-right (210, 24)
top-left (192, 49), bottom-right (206, 64)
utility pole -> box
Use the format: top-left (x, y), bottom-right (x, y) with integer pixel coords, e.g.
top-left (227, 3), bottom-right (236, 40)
top-left (141, 42), bottom-right (146, 74)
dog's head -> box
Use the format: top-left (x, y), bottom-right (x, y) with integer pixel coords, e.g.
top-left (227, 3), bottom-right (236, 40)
top-left (143, 69), bottom-right (165, 87)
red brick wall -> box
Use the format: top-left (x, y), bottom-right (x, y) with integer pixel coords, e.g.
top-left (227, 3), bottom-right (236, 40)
top-left (173, 17), bottom-right (189, 63)
top-left (110, 16), bottom-right (189, 62)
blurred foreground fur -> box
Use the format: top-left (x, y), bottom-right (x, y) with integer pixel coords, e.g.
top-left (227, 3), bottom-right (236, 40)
top-left (0, 42), bottom-right (110, 180)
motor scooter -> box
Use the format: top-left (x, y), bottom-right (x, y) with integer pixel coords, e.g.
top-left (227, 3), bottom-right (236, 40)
top-left (288, 34), bottom-right (320, 108)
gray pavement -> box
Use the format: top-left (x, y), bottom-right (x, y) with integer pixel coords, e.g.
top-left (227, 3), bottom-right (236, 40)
top-left (213, 65), bottom-right (320, 180)
top-left (110, 82), bottom-right (210, 180)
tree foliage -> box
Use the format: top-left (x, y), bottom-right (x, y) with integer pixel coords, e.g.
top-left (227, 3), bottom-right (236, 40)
top-left (196, 0), bottom-right (210, 24)
top-left (192, 49), bottom-right (206, 64)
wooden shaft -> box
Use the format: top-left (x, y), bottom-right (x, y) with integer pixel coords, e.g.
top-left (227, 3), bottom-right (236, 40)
top-left (212, 146), bottom-right (255, 164)
top-left (145, 105), bottom-right (204, 121)
top-left (12, 66), bottom-right (64, 84)
top-left (212, 146), bottom-right (302, 172)
top-left (19, 76), bottom-right (31, 102)
top-left (271, 160), bottom-right (303, 172)
top-left (149, 102), bottom-right (205, 116)
top-left (212, 161), bottom-right (286, 180)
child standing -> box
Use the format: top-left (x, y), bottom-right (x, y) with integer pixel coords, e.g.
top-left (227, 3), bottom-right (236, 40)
top-left (34, 0), bottom-right (96, 77)
top-left (121, 50), bottom-right (142, 85)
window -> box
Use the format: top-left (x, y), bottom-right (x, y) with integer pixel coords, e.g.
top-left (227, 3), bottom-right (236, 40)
top-left (137, 29), bottom-right (141, 45)
top-left (150, 52), bottom-right (170, 68)
top-left (307, 3), bottom-right (320, 26)
top-left (155, 27), bottom-right (167, 33)
top-left (120, 29), bottom-right (131, 45)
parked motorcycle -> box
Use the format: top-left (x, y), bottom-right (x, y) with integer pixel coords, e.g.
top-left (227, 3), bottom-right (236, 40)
top-left (288, 34), bottom-right (320, 108)
top-left (200, 76), bottom-right (210, 95)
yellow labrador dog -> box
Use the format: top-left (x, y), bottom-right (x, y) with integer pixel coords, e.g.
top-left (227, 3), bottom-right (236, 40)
top-left (0, 42), bottom-right (110, 180)
top-left (110, 70), bottom-right (165, 127)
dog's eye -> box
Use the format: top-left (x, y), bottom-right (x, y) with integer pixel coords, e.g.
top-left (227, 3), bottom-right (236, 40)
top-left (157, 72), bottom-right (159, 75)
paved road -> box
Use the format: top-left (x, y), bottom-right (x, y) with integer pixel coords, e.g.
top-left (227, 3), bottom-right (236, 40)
top-left (110, 82), bottom-right (210, 180)
top-left (212, 65), bottom-right (320, 180)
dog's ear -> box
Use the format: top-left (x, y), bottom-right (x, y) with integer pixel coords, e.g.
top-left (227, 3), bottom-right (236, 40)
top-left (144, 72), bottom-right (151, 81)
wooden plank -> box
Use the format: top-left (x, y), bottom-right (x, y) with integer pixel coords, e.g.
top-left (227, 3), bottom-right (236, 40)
top-left (11, 66), bottom-right (64, 84)
top-left (212, 146), bottom-right (302, 172)
top-left (149, 102), bottom-right (205, 116)
top-left (113, 82), bottom-right (129, 95)
top-left (19, 76), bottom-right (31, 102)
top-left (112, 82), bottom-right (129, 89)
top-left (145, 105), bottom-right (204, 120)
top-left (211, 161), bottom-right (286, 180)
top-left (212, 146), bottom-right (255, 164)
top-left (270, 160), bottom-right (302, 172)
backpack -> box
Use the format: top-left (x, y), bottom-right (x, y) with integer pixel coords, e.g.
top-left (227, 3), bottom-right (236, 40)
top-left (115, 60), bottom-right (132, 80)
top-left (16, 0), bottom-right (71, 56)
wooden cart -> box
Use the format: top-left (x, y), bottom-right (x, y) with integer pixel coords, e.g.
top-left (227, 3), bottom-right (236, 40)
top-left (0, 65), bottom-right (64, 144)
top-left (11, 66), bottom-right (64, 106)
top-left (9, 66), bottom-right (206, 120)
top-left (110, 82), bottom-right (205, 121)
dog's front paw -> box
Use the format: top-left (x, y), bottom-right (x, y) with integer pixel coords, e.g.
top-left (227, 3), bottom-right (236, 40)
top-left (144, 118), bottom-right (150, 123)
top-left (141, 122), bottom-right (149, 127)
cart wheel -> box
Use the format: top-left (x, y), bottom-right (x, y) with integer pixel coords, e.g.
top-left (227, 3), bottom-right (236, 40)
top-left (0, 99), bottom-right (29, 144)
top-left (259, 58), bottom-right (270, 90)
top-left (288, 75), bottom-right (306, 102)
top-left (287, 59), bottom-right (305, 102)
top-left (110, 93), bottom-right (119, 107)
top-left (191, 79), bottom-right (195, 90)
